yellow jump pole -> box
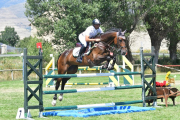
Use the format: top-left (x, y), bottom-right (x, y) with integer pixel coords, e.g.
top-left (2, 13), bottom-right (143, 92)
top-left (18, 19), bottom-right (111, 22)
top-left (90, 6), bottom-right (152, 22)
top-left (122, 56), bottom-right (134, 85)
top-left (45, 54), bottom-right (55, 87)
top-left (109, 60), bottom-right (120, 86)
top-left (45, 59), bottom-right (53, 75)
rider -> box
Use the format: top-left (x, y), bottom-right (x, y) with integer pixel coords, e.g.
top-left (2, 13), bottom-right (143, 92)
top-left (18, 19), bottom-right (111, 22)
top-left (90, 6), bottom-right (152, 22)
top-left (77, 19), bottom-right (104, 63)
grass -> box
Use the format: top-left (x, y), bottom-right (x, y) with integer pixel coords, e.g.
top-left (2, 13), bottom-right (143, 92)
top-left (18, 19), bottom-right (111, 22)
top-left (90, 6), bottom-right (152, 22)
top-left (0, 73), bottom-right (180, 120)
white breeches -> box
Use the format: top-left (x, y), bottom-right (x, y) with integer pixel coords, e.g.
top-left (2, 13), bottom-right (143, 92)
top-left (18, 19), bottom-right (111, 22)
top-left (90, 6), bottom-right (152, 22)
top-left (78, 33), bottom-right (87, 47)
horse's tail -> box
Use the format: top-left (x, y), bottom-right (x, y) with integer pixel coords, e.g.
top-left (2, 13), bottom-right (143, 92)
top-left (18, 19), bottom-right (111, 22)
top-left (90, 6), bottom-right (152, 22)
top-left (54, 54), bottom-right (61, 81)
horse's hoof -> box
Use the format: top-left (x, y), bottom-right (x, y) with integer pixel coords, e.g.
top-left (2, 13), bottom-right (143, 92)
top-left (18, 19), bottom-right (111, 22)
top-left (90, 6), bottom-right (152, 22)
top-left (101, 66), bottom-right (105, 69)
top-left (107, 67), bottom-right (114, 70)
top-left (101, 65), bottom-right (107, 69)
top-left (58, 95), bottom-right (63, 101)
top-left (52, 100), bottom-right (56, 106)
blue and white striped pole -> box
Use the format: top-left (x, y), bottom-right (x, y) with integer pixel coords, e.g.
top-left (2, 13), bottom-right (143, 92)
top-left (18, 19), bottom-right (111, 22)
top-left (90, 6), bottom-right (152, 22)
top-left (44, 72), bottom-right (140, 78)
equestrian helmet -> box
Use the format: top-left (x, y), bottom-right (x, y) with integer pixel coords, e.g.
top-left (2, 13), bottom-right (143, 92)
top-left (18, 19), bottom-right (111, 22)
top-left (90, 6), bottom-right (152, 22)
top-left (92, 19), bottom-right (101, 25)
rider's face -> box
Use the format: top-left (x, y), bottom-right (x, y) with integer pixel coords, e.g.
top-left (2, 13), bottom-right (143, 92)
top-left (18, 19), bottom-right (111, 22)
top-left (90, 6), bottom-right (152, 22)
top-left (93, 24), bottom-right (100, 29)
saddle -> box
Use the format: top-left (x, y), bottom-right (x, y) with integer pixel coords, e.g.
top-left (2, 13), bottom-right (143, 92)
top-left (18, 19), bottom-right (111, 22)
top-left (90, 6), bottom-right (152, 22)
top-left (72, 42), bottom-right (112, 58)
top-left (76, 42), bottom-right (90, 53)
top-left (72, 42), bottom-right (93, 57)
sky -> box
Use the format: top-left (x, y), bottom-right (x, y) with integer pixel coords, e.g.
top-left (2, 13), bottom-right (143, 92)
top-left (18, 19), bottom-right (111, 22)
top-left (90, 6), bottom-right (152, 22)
top-left (0, 0), bottom-right (31, 39)
top-left (0, 0), bottom-right (26, 8)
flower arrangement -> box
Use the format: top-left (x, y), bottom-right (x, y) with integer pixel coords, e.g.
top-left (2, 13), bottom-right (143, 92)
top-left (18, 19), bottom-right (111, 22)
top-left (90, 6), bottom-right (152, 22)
top-left (156, 71), bottom-right (172, 87)
top-left (165, 71), bottom-right (171, 81)
top-left (156, 81), bottom-right (166, 87)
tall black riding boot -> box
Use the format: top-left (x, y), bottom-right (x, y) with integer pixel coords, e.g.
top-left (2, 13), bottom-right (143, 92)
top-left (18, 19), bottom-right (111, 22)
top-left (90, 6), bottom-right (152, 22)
top-left (76, 45), bottom-right (86, 63)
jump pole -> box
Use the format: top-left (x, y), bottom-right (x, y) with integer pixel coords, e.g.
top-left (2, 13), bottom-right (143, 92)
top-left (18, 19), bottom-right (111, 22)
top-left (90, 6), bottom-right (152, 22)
top-left (44, 72), bottom-right (140, 78)
top-left (43, 85), bottom-right (143, 94)
top-left (63, 82), bottom-right (109, 85)
top-left (44, 100), bottom-right (143, 111)
top-left (45, 57), bottom-right (120, 87)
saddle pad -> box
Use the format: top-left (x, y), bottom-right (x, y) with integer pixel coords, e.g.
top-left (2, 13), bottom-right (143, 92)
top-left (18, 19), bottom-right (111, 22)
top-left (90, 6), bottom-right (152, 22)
top-left (72, 47), bottom-right (91, 57)
top-left (73, 47), bottom-right (81, 57)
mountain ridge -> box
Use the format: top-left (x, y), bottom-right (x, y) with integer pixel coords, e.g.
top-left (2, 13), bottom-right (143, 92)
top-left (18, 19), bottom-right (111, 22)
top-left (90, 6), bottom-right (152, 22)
top-left (0, 1), bottom-right (30, 39)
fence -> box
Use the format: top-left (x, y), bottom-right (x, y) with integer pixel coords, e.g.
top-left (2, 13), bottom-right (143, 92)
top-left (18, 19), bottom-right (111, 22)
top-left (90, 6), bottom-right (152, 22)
top-left (22, 46), bottom-right (157, 118)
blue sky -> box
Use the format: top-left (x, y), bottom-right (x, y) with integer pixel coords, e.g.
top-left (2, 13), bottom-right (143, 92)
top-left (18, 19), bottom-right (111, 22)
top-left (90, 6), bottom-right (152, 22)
top-left (0, 0), bottom-right (26, 8)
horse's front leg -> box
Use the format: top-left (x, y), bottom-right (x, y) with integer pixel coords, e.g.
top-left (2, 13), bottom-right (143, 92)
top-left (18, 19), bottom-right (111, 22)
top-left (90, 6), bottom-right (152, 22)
top-left (107, 56), bottom-right (116, 70)
top-left (52, 78), bottom-right (61, 106)
top-left (99, 55), bottom-right (111, 69)
top-left (101, 60), bottom-right (110, 69)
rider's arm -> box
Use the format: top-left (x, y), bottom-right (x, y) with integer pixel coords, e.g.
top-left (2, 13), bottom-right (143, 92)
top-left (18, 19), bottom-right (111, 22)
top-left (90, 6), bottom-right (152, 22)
top-left (85, 35), bottom-right (101, 42)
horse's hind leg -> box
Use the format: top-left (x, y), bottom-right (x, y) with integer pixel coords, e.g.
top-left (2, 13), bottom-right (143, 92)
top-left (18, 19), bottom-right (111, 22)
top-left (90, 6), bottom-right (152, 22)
top-left (52, 78), bottom-right (62, 106)
top-left (58, 78), bottom-right (68, 101)
top-left (58, 65), bottom-right (78, 101)
top-left (52, 64), bottom-right (69, 106)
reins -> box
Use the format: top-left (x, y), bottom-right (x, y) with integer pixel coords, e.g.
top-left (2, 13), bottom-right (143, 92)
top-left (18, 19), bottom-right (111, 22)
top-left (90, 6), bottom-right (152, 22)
top-left (94, 31), bottom-right (126, 53)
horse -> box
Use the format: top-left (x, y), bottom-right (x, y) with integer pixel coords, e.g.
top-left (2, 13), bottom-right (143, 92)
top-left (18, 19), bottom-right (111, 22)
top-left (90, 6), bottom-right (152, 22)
top-left (52, 29), bottom-right (127, 106)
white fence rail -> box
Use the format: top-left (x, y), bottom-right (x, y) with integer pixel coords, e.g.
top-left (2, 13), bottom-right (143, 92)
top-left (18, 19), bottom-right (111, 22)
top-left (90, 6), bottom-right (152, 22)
top-left (0, 54), bottom-right (23, 57)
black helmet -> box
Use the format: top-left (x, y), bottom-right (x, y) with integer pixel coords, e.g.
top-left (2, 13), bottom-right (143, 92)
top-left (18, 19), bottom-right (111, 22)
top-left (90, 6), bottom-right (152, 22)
top-left (92, 19), bottom-right (101, 25)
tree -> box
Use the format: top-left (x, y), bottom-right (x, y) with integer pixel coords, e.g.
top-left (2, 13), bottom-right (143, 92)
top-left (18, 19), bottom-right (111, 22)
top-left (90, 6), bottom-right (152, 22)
top-left (167, 31), bottom-right (180, 61)
top-left (25, 0), bottom-right (180, 64)
top-left (144, 0), bottom-right (180, 63)
top-left (95, 0), bottom-right (180, 64)
top-left (25, 0), bottom-right (98, 51)
top-left (18, 36), bottom-right (56, 64)
top-left (96, 0), bottom-right (160, 62)
top-left (165, 15), bottom-right (180, 62)
top-left (25, 0), bottom-right (142, 60)
top-left (0, 26), bottom-right (20, 46)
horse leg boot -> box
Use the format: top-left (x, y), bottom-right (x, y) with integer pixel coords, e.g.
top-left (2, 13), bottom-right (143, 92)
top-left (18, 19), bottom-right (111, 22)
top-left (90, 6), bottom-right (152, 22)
top-left (77, 44), bottom-right (86, 63)
top-left (52, 80), bottom-right (61, 106)
top-left (101, 61), bottom-right (110, 69)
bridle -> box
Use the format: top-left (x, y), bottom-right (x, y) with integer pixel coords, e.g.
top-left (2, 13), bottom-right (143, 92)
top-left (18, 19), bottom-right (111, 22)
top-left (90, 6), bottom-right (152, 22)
top-left (116, 32), bottom-right (126, 52)
top-left (97, 31), bottom-right (126, 53)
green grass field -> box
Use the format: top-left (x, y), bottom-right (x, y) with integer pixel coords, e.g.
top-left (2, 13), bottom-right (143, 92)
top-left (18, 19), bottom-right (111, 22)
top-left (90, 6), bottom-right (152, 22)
top-left (0, 73), bottom-right (180, 120)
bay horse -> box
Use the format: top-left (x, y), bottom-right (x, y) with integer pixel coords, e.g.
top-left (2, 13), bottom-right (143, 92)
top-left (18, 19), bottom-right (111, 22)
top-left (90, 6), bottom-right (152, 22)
top-left (52, 29), bottom-right (127, 106)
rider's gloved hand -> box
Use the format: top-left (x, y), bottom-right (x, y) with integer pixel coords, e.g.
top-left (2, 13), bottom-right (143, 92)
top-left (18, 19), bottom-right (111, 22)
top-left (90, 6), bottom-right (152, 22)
top-left (95, 39), bottom-right (101, 42)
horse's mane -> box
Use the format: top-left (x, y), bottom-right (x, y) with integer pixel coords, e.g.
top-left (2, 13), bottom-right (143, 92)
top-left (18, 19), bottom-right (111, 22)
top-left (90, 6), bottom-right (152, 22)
top-left (103, 28), bottom-right (122, 35)
top-left (105, 28), bottom-right (122, 33)
top-left (95, 28), bottom-right (124, 38)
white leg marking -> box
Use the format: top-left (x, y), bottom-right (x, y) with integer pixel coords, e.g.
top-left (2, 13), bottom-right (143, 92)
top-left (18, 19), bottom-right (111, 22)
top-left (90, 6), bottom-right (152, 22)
top-left (52, 99), bottom-right (57, 106)
top-left (59, 94), bottom-right (63, 101)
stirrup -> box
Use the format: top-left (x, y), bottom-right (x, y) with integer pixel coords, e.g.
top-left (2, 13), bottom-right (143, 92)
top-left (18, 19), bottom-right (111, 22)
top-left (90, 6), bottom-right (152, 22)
top-left (76, 57), bottom-right (82, 63)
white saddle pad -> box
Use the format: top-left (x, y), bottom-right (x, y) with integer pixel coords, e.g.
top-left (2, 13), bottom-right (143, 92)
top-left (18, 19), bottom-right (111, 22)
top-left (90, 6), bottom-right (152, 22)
top-left (72, 47), bottom-right (81, 57)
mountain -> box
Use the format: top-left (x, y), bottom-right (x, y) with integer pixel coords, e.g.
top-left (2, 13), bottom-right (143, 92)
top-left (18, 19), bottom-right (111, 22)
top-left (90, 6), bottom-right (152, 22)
top-left (0, 1), bottom-right (31, 39)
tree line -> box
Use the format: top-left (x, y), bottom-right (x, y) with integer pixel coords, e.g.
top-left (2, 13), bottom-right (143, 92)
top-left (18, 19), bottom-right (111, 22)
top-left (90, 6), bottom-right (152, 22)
top-left (2, 0), bottom-right (179, 64)
top-left (0, 26), bottom-right (20, 46)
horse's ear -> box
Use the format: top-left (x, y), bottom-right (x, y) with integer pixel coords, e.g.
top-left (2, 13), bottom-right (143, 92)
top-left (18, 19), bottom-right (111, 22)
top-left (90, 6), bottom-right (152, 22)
top-left (121, 30), bottom-right (127, 36)
top-left (118, 29), bottom-right (122, 35)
